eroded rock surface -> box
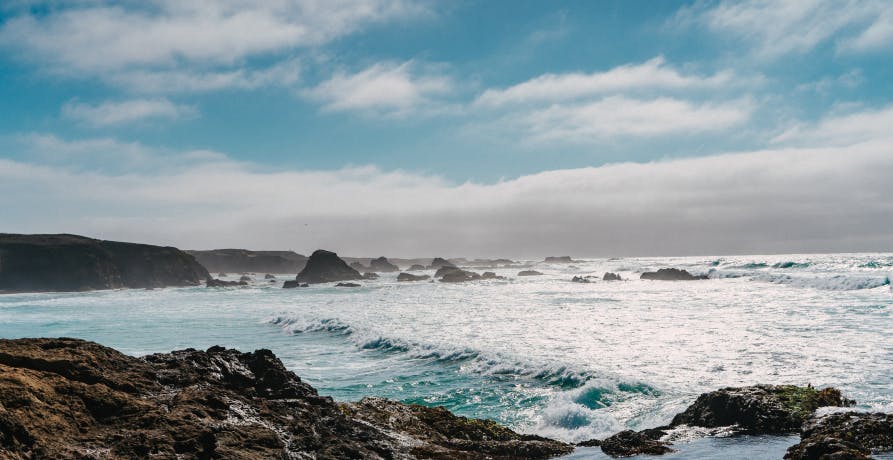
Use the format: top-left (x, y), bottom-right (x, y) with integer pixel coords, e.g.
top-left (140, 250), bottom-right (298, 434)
top-left (785, 412), bottom-right (893, 459)
top-left (0, 338), bottom-right (573, 460)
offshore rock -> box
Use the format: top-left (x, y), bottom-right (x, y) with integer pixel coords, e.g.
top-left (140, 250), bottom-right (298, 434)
top-left (435, 266), bottom-right (462, 278)
top-left (408, 264), bottom-right (426, 271)
top-left (640, 268), bottom-right (708, 281)
top-left (785, 412), bottom-right (893, 459)
top-left (0, 338), bottom-right (572, 459)
top-left (335, 282), bottom-right (361, 288)
top-left (206, 278), bottom-right (247, 287)
top-left (397, 272), bottom-right (430, 282)
top-left (282, 280), bottom-right (309, 288)
top-left (544, 256), bottom-right (574, 263)
top-left (518, 270), bottom-right (543, 276)
top-left (603, 272), bottom-right (622, 281)
top-left (481, 271), bottom-right (505, 280)
top-left (369, 257), bottom-right (399, 272)
top-left (363, 272), bottom-right (380, 280)
top-left (570, 276), bottom-right (590, 283)
top-left (0, 233), bottom-right (209, 292)
top-left (670, 385), bottom-right (853, 434)
top-left (294, 249), bottom-right (363, 284)
top-left (428, 257), bottom-right (457, 269)
top-left (441, 270), bottom-right (483, 283)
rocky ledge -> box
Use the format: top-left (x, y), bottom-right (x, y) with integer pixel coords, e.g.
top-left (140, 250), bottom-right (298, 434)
top-left (0, 338), bottom-right (572, 459)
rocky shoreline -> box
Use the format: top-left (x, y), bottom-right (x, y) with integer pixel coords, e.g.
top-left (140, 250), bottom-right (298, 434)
top-left (0, 338), bottom-right (890, 459)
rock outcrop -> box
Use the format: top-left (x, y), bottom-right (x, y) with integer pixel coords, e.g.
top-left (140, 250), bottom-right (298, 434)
top-left (282, 281), bottom-right (309, 289)
top-left (785, 412), bottom-right (893, 459)
top-left (0, 233), bottom-right (209, 292)
top-left (408, 264), bottom-right (426, 271)
top-left (570, 276), bottom-right (590, 283)
top-left (544, 256), bottom-right (574, 263)
top-left (598, 429), bottom-right (673, 457)
top-left (428, 257), bottom-right (456, 269)
top-left (518, 270), bottom-right (543, 276)
top-left (0, 338), bottom-right (572, 459)
top-left (603, 272), bottom-right (622, 281)
top-left (481, 272), bottom-right (505, 280)
top-left (294, 250), bottom-right (363, 285)
top-left (397, 273), bottom-right (430, 282)
top-left (186, 249), bottom-right (307, 274)
top-left (369, 257), bottom-right (399, 272)
top-left (206, 278), bottom-right (247, 287)
top-left (640, 268), bottom-right (708, 281)
top-left (335, 282), bottom-right (361, 288)
top-left (670, 385), bottom-right (853, 434)
top-left (441, 270), bottom-right (483, 283)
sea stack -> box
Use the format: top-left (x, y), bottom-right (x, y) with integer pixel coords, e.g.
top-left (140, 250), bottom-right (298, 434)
top-left (294, 250), bottom-right (363, 284)
top-left (369, 256), bottom-right (399, 272)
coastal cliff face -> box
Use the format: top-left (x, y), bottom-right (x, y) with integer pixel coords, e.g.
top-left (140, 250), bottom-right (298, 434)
top-left (0, 338), bottom-right (573, 459)
top-left (0, 234), bottom-right (209, 292)
top-left (186, 249), bottom-right (307, 274)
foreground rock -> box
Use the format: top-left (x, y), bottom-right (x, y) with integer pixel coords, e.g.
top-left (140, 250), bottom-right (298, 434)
top-left (640, 268), bottom-right (708, 281)
top-left (670, 385), bottom-right (853, 434)
top-left (369, 256), bottom-right (400, 272)
top-left (0, 233), bottom-right (210, 292)
top-left (0, 338), bottom-right (572, 459)
top-left (785, 412), bottom-right (893, 459)
top-left (398, 272), bottom-right (430, 282)
top-left (293, 249), bottom-right (363, 285)
top-left (598, 430), bottom-right (673, 457)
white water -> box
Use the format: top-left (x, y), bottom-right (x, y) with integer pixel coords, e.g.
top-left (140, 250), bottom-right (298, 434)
top-left (1, 253), bottom-right (891, 456)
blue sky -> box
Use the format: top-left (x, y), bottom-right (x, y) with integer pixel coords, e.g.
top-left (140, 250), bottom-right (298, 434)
top-left (1, 1), bottom-right (892, 256)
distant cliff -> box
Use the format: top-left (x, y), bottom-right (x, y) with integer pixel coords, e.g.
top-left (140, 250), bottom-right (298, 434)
top-left (0, 234), bottom-right (209, 292)
top-left (187, 249), bottom-right (307, 274)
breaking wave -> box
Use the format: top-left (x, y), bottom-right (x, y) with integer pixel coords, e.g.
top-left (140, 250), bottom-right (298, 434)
top-left (754, 274), bottom-right (890, 290)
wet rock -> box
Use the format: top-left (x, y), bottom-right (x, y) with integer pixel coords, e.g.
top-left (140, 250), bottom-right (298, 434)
top-left (671, 385), bottom-right (853, 434)
top-left (544, 256), bottom-right (574, 263)
top-left (335, 282), bottom-right (361, 288)
top-left (428, 257), bottom-right (457, 269)
top-left (518, 270), bottom-right (544, 276)
top-left (441, 270), bottom-right (483, 283)
top-left (282, 280), bottom-right (309, 288)
top-left (603, 272), bottom-right (622, 281)
top-left (481, 272), bottom-right (505, 280)
top-left (640, 268), bottom-right (708, 281)
top-left (264, 274), bottom-right (276, 279)
top-left (206, 278), bottom-right (247, 287)
top-left (571, 276), bottom-right (590, 283)
top-left (408, 264), bottom-right (426, 271)
top-left (362, 272), bottom-right (379, 280)
top-left (785, 412), bottom-right (893, 459)
top-left (239, 275), bottom-right (252, 282)
top-left (599, 429), bottom-right (674, 457)
top-left (369, 257), bottom-right (399, 273)
top-left (397, 273), bottom-right (430, 282)
top-left (435, 266), bottom-right (461, 277)
top-left (294, 249), bottom-right (363, 284)
top-left (0, 338), bottom-right (572, 459)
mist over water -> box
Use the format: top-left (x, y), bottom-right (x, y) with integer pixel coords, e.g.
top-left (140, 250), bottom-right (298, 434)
top-left (1, 253), bottom-right (891, 454)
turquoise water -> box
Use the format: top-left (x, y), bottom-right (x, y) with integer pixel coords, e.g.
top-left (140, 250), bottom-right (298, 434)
top-left (1, 253), bottom-right (891, 458)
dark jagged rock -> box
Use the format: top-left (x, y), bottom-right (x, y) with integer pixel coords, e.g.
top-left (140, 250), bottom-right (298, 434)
top-left (571, 276), bottom-right (590, 283)
top-left (603, 272), bottom-right (622, 281)
top-left (206, 278), bottom-right (247, 287)
top-left (481, 272), bottom-right (505, 280)
top-left (294, 250), bottom-right (363, 285)
top-left (428, 257), bottom-right (457, 269)
top-left (599, 429), bottom-right (673, 457)
top-left (363, 272), bottom-right (379, 279)
top-left (398, 272), bottom-right (430, 282)
top-left (0, 338), bottom-right (572, 459)
top-left (282, 281), bottom-right (309, 288)
top-left (785, 412), bottom-right (893, 459)
top-left (544, 256), bottom-right (574, 263)
top-left (264, 274), bottom-right (276, 279)
top-left (518, 270), bottom-right (543, 276)
top-left (441, 270), bottom-right (483, 283)
top-left (640, 268), bottom-right (708, 281)
top-left (670, 385), bottom-right (853, 434)
top-left (408, 264), bottom-right (426, 271)
top-left (342, 398), bottom-right (573, 459)
top-left (0, 233), bottom-right (209, 292)
top-left (369, 257), bottom-right (399, 273)
top-left (186, 249), bottom-right (307, 275)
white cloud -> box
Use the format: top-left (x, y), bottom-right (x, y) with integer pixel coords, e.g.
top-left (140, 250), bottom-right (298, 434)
top-left (2, 125), bottom-right (892, 257)
top-left (495, 96), bottom-right (754, 144)
top-left (108, 58), bottom-right (302, 93)
top-left (772, 105), bottom-right (893, 145)
top-left (62, 98), bottom-right (197, 126)
top-left (474, 57), bottom-right (736, 108)
top-left (0, 0), bottom-right (427, 91)
top-left (304, 61), bottom-right (454, 116)
top-left (675, 0), bottom-right (893, 58)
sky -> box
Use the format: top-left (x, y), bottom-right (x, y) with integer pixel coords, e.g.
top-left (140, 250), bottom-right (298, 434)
top-left (1, 0), bottom-right (892, 258)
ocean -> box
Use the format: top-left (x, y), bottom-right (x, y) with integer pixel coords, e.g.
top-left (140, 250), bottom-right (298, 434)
top-left (2, 253), bottom-right (891, 459)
